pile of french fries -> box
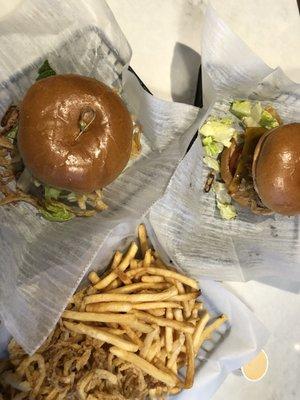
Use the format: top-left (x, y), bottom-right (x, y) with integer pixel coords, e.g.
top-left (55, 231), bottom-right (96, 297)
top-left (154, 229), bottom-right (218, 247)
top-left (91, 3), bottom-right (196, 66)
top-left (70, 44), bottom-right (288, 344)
top-left (64, 224), bottom-right (228, 397)
top-left (0, 224), bottom-right (228, 399)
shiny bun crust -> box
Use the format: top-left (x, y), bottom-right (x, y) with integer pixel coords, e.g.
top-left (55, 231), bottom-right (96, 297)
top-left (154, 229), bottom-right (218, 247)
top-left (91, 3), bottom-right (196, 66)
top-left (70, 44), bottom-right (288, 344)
top-left (18, 74), bottom-right (133, 193)
top-left (253, 123), bottom-right (300, 215)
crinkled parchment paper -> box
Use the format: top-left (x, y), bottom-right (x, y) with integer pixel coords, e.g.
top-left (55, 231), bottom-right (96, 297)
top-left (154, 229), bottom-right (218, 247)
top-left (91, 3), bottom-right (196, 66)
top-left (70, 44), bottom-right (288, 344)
top-left (150, 6), bottom-right (300, 284)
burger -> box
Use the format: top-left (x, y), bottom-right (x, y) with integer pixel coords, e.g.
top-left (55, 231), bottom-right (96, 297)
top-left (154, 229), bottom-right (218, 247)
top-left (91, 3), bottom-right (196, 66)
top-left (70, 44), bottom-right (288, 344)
top-left (0, 61), bottom-right (141, 221)
top-left (200, 100), bottom-right (300, 218)
top-left (221, 122), bottom-right (300, 216)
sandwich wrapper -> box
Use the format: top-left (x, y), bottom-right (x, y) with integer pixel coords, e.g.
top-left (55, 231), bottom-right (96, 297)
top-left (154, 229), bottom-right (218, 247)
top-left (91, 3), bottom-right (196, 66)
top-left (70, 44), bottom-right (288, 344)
top-left (0, 1), bottom-right (269, 399)
top-left (150, 5), bottom-right (300, 284)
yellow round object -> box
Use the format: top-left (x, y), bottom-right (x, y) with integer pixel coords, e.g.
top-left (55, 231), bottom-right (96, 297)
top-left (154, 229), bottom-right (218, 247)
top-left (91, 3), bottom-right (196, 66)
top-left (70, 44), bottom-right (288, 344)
top-left (241, 350), bottom-right (268, 382)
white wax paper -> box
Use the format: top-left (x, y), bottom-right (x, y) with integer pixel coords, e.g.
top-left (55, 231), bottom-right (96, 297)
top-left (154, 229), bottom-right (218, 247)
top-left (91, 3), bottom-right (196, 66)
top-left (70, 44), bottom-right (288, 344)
top-left (0, 234), bottom-right (269, 400)
top-left (0, 0), bottom-right (203, 354)
top-left (150, 6), bottom-right (300, 283)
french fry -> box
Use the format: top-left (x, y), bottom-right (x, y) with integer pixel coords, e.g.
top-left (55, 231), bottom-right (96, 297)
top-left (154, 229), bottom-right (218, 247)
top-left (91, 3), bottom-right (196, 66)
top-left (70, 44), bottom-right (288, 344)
top-left (171, 360), bottom-right (177, 374)
top-left (85, 302), bottom-right (132, 313)
top-left (187, 299), bottom-right (196, 318)
top-left (130, 259), bottom-right (138, 269)
top-left (184, 333), bottom-right (195, 389)
top-left (110, 347), bottom-right (179, 387)
top-left (183, 302), bottom-right (192, 319)
top-left (88, 271), bottom-right (100, 285)
top-left (174, 280), bottom-right (185, 292)
top-left (121, 325), bottom-right (143, 348)
top-left (148, 309), bottom-right (165, 317)
top-left (174, 280), bottom-right (191, 319)
top-left (85, 286), bottom-right (98, 296)
top-left (133, 310), bottom-right (194, 334)
top-left (84, 286), bottom-right (178, 304)
top-left (126, 267), bottom-right (199, 290)
top-left (153, 358), bottom-right (183, 388)
top-left (146, 340), bottom-right (162, 362)
top-left (167, 334), bottom-right (185, 369)
top-left (64, 321), bottom-right (138, 352)
top-left (170, 292), bottom-right (199, 302)
top-left (165, 308), bottom-right (173, 354)
top-left (114, 268), bottom-right (132, 285)
top-left (192, 303), bottom-right (202, 319)
top-left (192, 311), bottom-right (210, 352)
top-left (132, 301), bottom-right (182, 311)
top-left (143, 249), bottom-right (152, 268)
top-left (141, 275), bottom-right (165, 283)
top-left (107, 282), bottom-right (170, 294)
top-left (173, 308), bottom-right (183, 322)
top-left (94, 242), bottom-right (138, 290)
top-left (99, 328), bottom-right (126, 336)
top-left (140, 326), bottom-right (159, 359)
top-left (197, 315), bottom-right (228, 350)
top-left (111, 251), bottom-right (123, 269)
top-left (138, 224), bottom-right (148, 257)
top-left (168, 386), bottom-right (181, 394)
top-left (105, 278), bottom-right (121, 291)
top-left (129, 321), bottom-right (154, 334)
top-left (62, 310), bottom-right (136, 324)
top-left (156, 349), bottom-right (167, 364)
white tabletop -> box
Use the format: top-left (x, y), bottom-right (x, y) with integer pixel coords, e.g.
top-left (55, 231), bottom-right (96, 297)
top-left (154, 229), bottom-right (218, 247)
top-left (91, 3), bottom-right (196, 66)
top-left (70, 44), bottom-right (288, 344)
top-left (1, 1), bottom-right (300, 399)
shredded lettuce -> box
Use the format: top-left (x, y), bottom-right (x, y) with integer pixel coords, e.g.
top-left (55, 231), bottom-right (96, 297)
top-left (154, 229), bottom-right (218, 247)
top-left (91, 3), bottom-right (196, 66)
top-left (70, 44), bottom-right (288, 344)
top-left (217, 201), bottom-right (236, 220)
top-left (203, 156), bottom-right (220, 172)
top-left (230, 100), bottom-right (279, 130)
top-left (230, 100), bottom-right (252, 119)
top-left (202, 136), bottom-right (224, 158)
top-left (250, 102), bottom-right (263, 122)
top-left (230, 100), bottom-right (262, 125)
top-left (36, 60), bottom-right (56, 81)
top-left (40, 201), bottom-right (74, 222)
top-left (199, 117), bottom-right (236, 148)
top-left (213, 181), bottom-right (231, 204)
top-left (259, 109), bottom-right (279, 130)
top-left (213, 181), bottom-right (236, 220)
top-left (242, 116), bottom-right (260, 127)
top-left (45, 186), bottom-right (61, 200)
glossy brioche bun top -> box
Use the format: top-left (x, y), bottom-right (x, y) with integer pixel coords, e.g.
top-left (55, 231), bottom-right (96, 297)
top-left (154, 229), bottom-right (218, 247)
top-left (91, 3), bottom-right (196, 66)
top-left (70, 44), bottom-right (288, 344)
top-left (18, 74), bottom-right (133, 193)
top-left (252, 123), bottom-right (300, 215)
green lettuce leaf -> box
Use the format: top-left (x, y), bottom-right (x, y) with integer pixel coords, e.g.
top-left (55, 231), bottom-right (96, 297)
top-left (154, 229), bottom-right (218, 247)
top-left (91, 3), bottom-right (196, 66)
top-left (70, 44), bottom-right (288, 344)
top-left (259, 109), bottom-right (279, 130)
top-left (36, 60), bottom-right (56, 81)
top-left (217, 201), bottom-right (236, 220)
top-left (202, 136), bottom-right (224, 158)
top-left (40, 201), bottom-right (74, 222)
top-left (44, 186), bottom-right (61, 200)
top-left (203, 156), bottom-right (220, 172)
top-left (199, 117), bottom-right (236, 148)
top-left (213, 181), bottom-right (231, 204)
top-left (230, 100), bottom-right (252, 119)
